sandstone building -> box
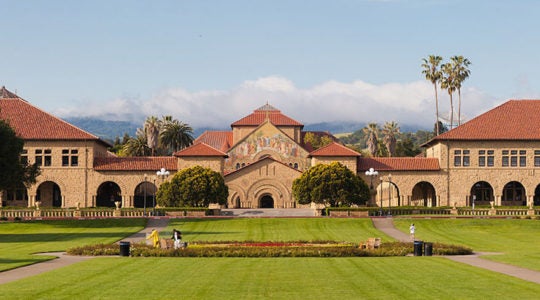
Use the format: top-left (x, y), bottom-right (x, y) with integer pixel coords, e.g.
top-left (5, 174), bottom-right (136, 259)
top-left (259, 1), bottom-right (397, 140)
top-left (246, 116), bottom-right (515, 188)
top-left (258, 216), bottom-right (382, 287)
top-left (1, 86), bottom-right (538, 209)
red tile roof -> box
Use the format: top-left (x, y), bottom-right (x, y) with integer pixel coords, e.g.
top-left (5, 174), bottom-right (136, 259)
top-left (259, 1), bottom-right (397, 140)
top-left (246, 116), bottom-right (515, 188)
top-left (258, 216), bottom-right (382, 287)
top-left (358, 157), bottom-right (440, 171)
top-left (0, 87), bottom-right (105, 144)
top-left (0, 86), bottom-right (19, 98)
top-left (94, 156), bottom-right (177, 171)
top-left (194, 131), bottom-right (233, 152)
top-left (231, 104), bottom-right (303, 127)
top-left (309, 142), bottom-right (361, 157)
top-left (174, 142), bottom-right (228, 157)
top-left (427, 100), bottom-right (540, 145)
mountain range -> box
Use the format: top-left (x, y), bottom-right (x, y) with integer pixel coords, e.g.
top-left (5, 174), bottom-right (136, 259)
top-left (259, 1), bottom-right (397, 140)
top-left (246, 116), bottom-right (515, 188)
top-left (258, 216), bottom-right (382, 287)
top-left (64, 117), bottom-right (427, 143)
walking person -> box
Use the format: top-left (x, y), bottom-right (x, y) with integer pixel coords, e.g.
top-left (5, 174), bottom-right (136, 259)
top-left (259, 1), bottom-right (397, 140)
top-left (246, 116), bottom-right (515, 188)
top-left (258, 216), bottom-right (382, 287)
top-left (172, 229), bottom-right (182, 249)
top-left (146, 228), bottom-right (160, 248)
top-left (409, 223), bottom-right (416, 241)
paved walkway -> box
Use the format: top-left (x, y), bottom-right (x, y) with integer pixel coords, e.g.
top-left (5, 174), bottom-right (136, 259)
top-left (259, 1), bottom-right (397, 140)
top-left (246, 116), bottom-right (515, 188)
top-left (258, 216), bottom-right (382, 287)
top-left (371, 217), bottom-right (540, 284)
top-left (3, 217), bottom-right (540, 285)
top-left (0, 217), bottom-right (170, 285)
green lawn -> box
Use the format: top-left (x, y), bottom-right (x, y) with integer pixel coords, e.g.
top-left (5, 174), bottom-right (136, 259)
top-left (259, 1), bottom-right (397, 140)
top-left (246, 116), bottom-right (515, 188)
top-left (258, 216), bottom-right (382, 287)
top-left (1, 217), bottom-right (540, 299)
top-left (164, 218), bottom-right (393, 242)
top-left (1, 257), bottom-right (540, 299)
top-left (393, 218), bottom-right (540, 271)
top-left (0, 218), bottom-right (146, 271)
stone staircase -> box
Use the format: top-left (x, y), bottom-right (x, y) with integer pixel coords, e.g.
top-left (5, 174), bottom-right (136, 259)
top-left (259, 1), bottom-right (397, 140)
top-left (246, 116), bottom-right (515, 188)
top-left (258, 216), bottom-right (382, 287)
top-left (220, 208), bottom-right (317, 217)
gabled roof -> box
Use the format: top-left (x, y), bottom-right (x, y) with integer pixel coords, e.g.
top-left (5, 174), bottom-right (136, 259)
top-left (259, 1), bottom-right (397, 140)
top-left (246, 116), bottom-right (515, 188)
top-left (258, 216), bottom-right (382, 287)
top-left (358, 157), bottom-right (440, 171)
top-left (0, 86), bottom-right (19, 99)
top-left (174, 142), bottom-right (228, 157)
top-left (309, 142), bottom-right (361, 157)
top-left (94, 156), bottom-right (177, 171)
top-left (231, 104), bottom-right (303, 127)
top-left (425, 100), bottom-right (540, 146)
top-left (0, 87), bottom-right (106, 144)
top-left (194, 131), bottom-right (233, 152)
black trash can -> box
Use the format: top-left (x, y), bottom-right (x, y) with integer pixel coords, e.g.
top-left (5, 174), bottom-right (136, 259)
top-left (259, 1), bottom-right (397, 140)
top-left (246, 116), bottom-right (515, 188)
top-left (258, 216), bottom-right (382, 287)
top-left (413, 240), bottom-right (423, 256)
top-left (119, 241), bottom-right (130, 257)
top-left (424, 242), bottom-right (433, 256)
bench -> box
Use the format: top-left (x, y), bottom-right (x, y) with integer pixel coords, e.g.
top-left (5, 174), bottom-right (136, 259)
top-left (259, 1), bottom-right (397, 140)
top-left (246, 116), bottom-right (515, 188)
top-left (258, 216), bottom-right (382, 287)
top-left (360, 237), bottom-right (381, 250)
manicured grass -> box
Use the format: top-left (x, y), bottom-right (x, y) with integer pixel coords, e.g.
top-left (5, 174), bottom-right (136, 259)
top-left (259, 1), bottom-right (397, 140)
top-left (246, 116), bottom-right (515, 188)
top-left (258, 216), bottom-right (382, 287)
top-left (393, 218), bottom-right (540, 271)
top-left (0, 218), bottom-right (146, 271)
top-left (163, 218), bottom-right (393, 242)
top-left (1, 257), bottom-right (540, 299)
top-left (2, 217), bottom-right (540, 299)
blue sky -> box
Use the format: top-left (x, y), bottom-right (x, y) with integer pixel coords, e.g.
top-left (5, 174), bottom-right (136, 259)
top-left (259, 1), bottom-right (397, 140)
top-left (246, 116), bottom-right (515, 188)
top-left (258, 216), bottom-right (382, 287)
top-left (2, 0), bottom-right (540, 130)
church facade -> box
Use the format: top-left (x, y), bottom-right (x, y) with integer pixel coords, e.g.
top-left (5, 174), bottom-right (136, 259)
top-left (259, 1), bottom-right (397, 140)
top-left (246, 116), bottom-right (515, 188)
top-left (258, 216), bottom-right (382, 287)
top-left (1, 86), bottom-right (539, 209)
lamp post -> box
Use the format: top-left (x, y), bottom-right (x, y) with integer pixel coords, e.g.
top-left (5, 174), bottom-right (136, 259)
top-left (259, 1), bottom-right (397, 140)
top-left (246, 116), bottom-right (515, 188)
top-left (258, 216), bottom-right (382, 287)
top-left (143, 174), bottom-right (147, 216)
top-left (388, 174), bottom-right (392, 216)
top-left (365, 168), bottom-right (378, 206)
top-left (379, 177), bottom-right (383, 216)
top-left (152, 177), bottom-right (156, 215)
top-left (156, 168), bottom-right (170, 215)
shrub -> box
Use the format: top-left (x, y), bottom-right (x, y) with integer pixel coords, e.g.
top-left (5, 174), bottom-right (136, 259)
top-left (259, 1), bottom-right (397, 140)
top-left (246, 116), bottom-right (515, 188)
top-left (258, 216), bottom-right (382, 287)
top-left (67, 241), bottom-right (472, 257)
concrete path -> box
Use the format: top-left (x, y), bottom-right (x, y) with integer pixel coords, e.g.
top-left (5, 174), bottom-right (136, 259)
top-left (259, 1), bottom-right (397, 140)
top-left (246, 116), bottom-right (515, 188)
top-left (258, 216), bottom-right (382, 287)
top-left (371, 217), bottom-right (540, 285)
top-left (121, 217), bottom-right (170, 244)
top-left (0, 217), bottom-right (170, 285)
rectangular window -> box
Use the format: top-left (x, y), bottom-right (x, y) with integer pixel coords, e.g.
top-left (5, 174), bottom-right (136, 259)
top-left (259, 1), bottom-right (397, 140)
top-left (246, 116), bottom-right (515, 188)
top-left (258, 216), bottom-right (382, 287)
top-left (35, 149), bottom-right (43, 166)
top-left (62, 149), bottom-right (79, 167)
top-left (519, 150), bottom-right (527, 167)
top-left (479, 156), bottom-right (486, 167)
top-left (502, 150), bottom-right (509, 167)
top-left (454, 150), bottom-right (461, 167)
top-left (44, 149), bottom-right (52, 166)
top-left (62, 149), bottom-right (70, 166)
top-left (487, 150), bottom-right (494, 167)
top-left (454, 149), bottom-right (469, 167)
top-left (20, 149), bottom-right (28, 165)
top-left (535, 150), bottom-right (540, 167)
top-left (463, 150), bottom-right (470, 166)
top-left (71, 149), bottom-right (79, 166)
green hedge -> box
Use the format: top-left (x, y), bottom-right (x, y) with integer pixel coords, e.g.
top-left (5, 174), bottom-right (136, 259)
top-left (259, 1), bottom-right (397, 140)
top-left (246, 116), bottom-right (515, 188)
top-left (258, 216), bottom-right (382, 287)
top-left (67, 241), bottom-right (472, 257)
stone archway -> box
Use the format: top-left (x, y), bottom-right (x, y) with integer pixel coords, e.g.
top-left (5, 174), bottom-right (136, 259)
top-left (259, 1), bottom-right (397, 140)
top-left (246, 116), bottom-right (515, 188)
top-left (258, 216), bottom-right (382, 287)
top-left (502, 181), bottom-right (526, 206)
top-left (133, 181), bottom-right (157, 209)
top-left (36, 181), bottom-right (62, 207)
top-left (534, 184), bottom-right (540, 206)
top-left (470, 181), bottom-right (493, 206)
top-left (260, 194), bottom-right (274, 208)
top-left (96, 181), bottom-right (121, 207)
top-left (411, 182), bottom-right (436, 207)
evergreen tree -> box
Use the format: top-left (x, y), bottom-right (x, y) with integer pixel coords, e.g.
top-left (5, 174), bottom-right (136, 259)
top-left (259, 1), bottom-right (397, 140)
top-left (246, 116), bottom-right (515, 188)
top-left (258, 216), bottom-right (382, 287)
top-left (0, 120), bottom-right (40, 190)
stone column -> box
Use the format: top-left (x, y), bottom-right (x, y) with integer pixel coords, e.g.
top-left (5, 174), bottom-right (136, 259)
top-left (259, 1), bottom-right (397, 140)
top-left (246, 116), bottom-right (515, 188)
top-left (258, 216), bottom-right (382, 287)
top-left (494, 195), bottom-right (499, 206)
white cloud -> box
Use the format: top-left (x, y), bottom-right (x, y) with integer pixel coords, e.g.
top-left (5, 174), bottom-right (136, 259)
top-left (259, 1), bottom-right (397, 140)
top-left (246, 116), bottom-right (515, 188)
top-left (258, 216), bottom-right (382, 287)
top-left (55, 76), bottom-right (498, 132)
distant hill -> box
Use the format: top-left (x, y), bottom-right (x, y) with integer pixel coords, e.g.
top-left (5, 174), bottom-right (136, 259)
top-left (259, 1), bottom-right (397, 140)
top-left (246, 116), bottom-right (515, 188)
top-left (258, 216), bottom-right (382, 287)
top-left (304, 121), bottom-right (427, 136)
top-left (64, 117), bottom-right (222, 142)
top-left (65, 118), bottom-right (139, 142)
top-left (64, 117), bottom-right (429, 143)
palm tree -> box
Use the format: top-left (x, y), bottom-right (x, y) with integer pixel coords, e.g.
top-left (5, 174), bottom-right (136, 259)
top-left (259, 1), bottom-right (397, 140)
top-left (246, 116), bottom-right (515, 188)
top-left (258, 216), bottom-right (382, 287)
top-left (363, 123), bottom-right (379, 157)
top-left (421, 55), bottom-right (443, 135)
top-left (122, 135), bottom-right (150, 156)
top-left (382, 121), bottom-right (400, 157)
top-left (440, 62), bottom-right (457, 129)
top-left (160, 118), bottom-right (194, 153)
top-left (450, 56), bottom-right (471, 126)
top-left (144, 116), bottom-right (161, 156)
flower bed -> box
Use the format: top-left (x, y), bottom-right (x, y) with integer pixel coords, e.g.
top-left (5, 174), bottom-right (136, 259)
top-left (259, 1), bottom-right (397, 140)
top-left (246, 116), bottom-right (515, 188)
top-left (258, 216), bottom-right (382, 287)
top-left (67, 241), bottom-right (472, 257)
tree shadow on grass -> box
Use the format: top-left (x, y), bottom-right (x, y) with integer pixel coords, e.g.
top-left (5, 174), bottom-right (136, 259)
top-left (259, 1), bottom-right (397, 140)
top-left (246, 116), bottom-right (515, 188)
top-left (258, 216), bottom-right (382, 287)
top-left (1, 232), bottom-right (139, 243)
